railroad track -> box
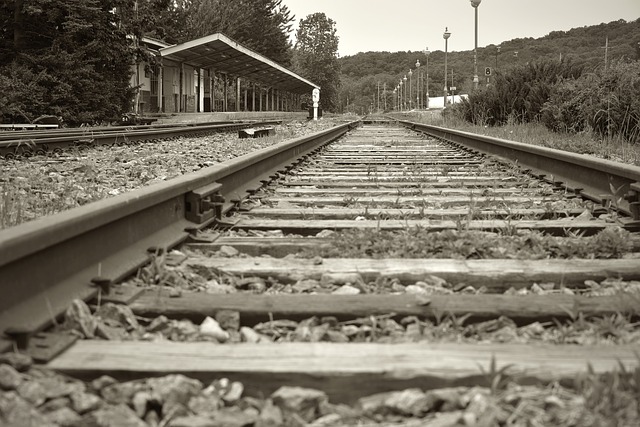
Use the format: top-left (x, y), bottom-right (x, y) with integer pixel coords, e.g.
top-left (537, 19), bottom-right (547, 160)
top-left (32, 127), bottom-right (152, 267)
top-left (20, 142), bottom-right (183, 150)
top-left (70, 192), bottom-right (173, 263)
top-left (1, 118), bottom-right (639, 425)
top-left (0, 120), bottom-right (282, 158)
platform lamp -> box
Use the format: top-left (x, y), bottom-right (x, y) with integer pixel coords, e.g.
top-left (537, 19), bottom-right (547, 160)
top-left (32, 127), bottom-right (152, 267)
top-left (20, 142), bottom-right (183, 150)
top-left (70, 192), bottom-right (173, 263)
top-left (399, 79), bottom-right (403, 111)
top-left (424, 47), bottom-right (430, 109)
top-left (393, 87), bottom-right (397, 111)
top-left (415, 60), bottom-right (421, 109)
top-left (403, 75), bottom-right (407, 110)
top-left (408, 69), bottom-right (413, 110)
top-left (470, 0), bottom-right (481, 90)
top-left (443, 28), bottom-right (451, 108)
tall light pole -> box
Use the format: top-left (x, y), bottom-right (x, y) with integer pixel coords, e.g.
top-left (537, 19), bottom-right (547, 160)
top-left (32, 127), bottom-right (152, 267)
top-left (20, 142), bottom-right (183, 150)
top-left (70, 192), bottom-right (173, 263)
top-left (470, 0), bottom-right (481, 90)
top-left (403, 75), bottom-right (407, 110)
top-left (443, 28), bottom-right (451, 108)
top-left (415, 60), bottom-right (421, 109)
top-left (424, 47), bottom-right (430, 109)
top-left (399, 79), bottom-right (403, 111)
top-left (393, 88), bottom-right (397, 111)
top-left (408, 69), bottom-right (413, 110)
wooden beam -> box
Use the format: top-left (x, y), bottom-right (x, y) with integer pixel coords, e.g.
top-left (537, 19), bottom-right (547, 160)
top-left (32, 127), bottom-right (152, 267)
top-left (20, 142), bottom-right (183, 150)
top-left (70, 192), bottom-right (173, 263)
top-left (129, 290), bottom-right (640, 324)
top-left (48, 341), bottom-right (640, 404)
top-left (186, 237), bottom-right (333, 257)
top-left (242, 207), bottom-right (586, 220)
top-left (231, 218), bottom-right (619, 235)
top-left (179, 256), bottom-right (640, 290)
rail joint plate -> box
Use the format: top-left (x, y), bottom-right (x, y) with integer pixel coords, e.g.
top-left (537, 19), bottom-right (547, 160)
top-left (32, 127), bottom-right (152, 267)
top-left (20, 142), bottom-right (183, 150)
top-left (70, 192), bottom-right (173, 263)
top-left (186, 182), bottom-right (224, 224)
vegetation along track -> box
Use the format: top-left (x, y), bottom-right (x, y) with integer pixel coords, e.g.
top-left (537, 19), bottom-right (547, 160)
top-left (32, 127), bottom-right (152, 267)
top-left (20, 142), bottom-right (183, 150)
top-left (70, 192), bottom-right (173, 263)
top-left (2, 118), bottom-right (640, 425)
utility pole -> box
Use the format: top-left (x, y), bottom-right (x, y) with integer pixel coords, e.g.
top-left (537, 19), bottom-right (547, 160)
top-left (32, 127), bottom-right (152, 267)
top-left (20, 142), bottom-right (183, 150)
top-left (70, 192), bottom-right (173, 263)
top-left (601, 36), bottom-right (616, 69)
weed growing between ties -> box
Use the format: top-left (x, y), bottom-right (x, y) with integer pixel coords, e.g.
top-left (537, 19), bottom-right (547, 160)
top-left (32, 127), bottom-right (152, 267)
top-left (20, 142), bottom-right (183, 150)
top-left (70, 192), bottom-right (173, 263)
top-left (305, 226), bottom-right (635, 260)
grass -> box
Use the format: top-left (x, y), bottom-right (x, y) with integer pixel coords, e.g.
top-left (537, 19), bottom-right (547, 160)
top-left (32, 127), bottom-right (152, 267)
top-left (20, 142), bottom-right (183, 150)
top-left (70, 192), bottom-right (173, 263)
top-left (402, 112), bottom-right (640, 166)
top-left (302, 226), bottom-right (635, 260)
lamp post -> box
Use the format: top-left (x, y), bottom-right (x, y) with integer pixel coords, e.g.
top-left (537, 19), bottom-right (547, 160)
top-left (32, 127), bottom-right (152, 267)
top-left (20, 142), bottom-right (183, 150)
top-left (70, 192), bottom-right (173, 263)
top-left (443, 27), bottom-right (451, 108)
top-left (415, 60), bottom-right (421, 109)
top-left (403, 75), bottom-right (407, 110)
top-left (393, 88), bottom-right (397, 111)
top-left (399, 79), bottom-right (403, 111)
top-left (424, 47), bottom-right (430, 109)
top-left (408, 69), bottom-right (413, 110)
top-left (470, 0), bottom-right (481, 90)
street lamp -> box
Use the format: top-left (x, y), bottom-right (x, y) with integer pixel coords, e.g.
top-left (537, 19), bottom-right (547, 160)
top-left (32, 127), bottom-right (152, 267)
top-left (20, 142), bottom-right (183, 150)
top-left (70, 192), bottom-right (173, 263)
top-left (415, 60), bottom-right (421, 109)
top-left (443, 27), bottom-right (451, 108)
top-left (470, 0), bottom-right (481, 90)
top-left (393, 88), bottom-right (397, 111)
top-left (424, 47), bottom-right (430, 109)
top-left (408, 69), bottom-right (413, 110)
top-left (399, 79), bottom-right (403, 111)
top-left (403, 75), bottom-right (407, 110)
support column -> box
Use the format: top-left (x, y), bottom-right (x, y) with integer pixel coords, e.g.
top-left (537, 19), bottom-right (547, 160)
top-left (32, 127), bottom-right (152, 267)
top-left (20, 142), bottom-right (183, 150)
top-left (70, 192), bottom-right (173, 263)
top-left (209, 69), bottom-right (214, 112)
top-left (223, 74), bottom-right (228, 112)
top-left (243, 85), bottom-right (248, 112)
top-left (158, 61), bottom-right (163, 113)
top-left (252, 83), bottom-right (256, 112)
top-left (179, 63), bottom-right (184, 112)
top-left (259, 86), bottom-right (263, 111)
top-left (198, 69), bottom-right (205, 112)
top-left (271, 88), bottom-right (275, 111)
top-left (265, 88), bottom-right (270, 111)
top-left (236, 77), bottom-right (241, 112)
top-left (276, 89), bottom-right (280, 111)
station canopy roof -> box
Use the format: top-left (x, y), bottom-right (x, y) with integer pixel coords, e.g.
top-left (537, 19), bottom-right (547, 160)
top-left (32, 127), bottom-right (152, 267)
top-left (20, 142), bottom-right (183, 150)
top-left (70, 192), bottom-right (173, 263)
top-left (159, 33), bottom-right (318, 95)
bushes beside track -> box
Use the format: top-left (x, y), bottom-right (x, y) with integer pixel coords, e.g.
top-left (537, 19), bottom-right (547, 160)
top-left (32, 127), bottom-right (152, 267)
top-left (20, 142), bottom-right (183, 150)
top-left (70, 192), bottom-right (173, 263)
top-left (454, 59), bottom-right (640, 142)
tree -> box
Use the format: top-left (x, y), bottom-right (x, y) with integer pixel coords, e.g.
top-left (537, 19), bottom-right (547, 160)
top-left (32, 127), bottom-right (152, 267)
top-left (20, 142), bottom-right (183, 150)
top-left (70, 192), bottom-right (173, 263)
top-left (293, 12), bottom-right (340, 112)
top-left (0, 0), bottom-right (139, 125)
top-left (181, 0), bottom-right (294, 66)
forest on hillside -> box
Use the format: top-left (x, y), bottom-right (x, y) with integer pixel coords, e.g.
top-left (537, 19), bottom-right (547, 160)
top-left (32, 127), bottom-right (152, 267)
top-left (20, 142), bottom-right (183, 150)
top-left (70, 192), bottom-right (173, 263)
top-left (339, 19), bottom-right (640, 115)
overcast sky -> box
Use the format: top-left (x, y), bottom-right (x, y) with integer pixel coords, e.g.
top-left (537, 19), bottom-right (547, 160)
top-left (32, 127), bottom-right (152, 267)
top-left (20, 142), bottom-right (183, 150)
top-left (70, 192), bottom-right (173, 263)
top-left (281, 0), bottom-right (640, 57)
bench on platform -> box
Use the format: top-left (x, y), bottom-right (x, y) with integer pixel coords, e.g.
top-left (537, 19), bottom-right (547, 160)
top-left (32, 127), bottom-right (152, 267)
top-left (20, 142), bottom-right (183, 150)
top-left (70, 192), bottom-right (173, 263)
top-left (238, 127), bottom-right (276, 139)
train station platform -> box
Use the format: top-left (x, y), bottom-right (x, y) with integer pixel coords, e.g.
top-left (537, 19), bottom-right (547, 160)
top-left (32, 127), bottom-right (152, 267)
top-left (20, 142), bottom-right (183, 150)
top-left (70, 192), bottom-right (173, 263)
top-left (151, 111), bottom-right (311, 124)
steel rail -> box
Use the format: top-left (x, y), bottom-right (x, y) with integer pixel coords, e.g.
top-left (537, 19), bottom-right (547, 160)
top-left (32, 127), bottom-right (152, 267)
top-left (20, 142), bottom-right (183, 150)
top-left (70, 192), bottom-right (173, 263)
top-left (0, 120), bottom-right (357, 352)
top-left (400, 121), bottom-right (640, 220)
top-left (0, 120), bottom-right (282, 157)
top-left (0, 122), bottom-right (237, 141)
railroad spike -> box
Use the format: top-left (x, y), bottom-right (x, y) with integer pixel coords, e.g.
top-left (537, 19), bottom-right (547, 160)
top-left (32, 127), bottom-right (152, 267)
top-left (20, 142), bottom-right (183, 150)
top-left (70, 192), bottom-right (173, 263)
top-left (91, 276), bottom-right (112, 295)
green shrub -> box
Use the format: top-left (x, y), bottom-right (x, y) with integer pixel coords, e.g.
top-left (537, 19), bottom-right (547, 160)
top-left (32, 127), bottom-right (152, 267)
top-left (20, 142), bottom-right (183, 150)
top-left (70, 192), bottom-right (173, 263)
top-left (541, 60), bottom-right (640, 142)
top-left (455, 59), bottom-right (583, 126)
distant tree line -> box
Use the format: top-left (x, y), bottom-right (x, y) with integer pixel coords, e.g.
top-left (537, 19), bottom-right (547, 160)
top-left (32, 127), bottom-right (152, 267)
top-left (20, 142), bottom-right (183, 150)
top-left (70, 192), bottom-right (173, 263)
top-left (0, 0), bottom-right (341, 125)
top-left (337, 18), bottom-right (640, 115)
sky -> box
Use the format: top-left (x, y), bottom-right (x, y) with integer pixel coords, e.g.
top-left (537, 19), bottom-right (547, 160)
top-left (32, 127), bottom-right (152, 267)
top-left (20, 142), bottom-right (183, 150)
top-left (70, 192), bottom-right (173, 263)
top-left (281, 0), bottom-right (640, 57)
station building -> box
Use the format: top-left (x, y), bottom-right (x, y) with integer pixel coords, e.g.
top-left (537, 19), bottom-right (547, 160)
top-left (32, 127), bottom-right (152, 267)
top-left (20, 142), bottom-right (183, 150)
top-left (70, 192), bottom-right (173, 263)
top-left (131, 33), bottom-right (319, 115)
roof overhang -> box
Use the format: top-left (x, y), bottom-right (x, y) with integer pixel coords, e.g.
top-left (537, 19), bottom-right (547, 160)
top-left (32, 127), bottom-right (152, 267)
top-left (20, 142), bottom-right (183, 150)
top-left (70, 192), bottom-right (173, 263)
top-left (159, 33), bottom-right (318, 95)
